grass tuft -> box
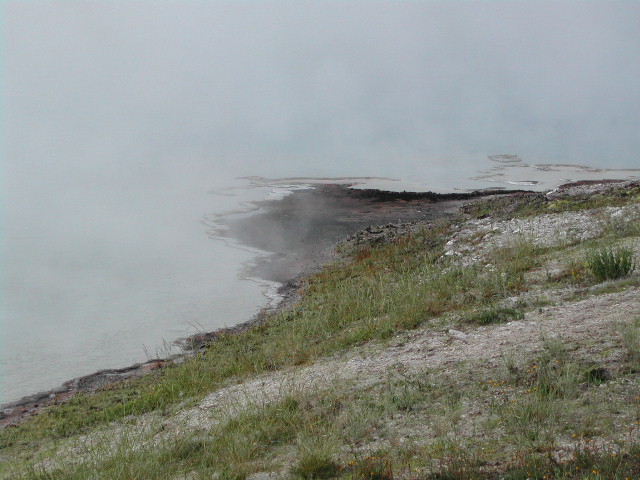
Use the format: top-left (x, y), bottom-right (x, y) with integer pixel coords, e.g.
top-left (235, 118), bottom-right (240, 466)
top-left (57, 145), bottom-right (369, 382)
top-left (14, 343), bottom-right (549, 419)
top-left (292, 453), bottom-right (339, 479)
top-left (586, 245), bottom-right (636, 282)
top-left (465, 307), bottom-right (524, 325)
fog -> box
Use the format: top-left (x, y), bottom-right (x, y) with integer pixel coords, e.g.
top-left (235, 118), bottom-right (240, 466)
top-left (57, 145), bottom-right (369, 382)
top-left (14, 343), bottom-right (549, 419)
top-left (2, 1), bottom-right (639, 401)
top-left (6, 2), bottom-right (640, 179)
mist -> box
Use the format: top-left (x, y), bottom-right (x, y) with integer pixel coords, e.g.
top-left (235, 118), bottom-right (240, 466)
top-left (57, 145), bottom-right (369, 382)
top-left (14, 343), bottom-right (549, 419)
top-left (2, 1), bottom-right (639, 402)
top-left (6, 2), bottom-right (640, 179)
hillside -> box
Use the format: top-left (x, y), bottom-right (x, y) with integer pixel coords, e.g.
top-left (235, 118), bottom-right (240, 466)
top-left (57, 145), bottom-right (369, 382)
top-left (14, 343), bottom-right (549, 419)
top-left (2, 180), bottom-right (640, 479)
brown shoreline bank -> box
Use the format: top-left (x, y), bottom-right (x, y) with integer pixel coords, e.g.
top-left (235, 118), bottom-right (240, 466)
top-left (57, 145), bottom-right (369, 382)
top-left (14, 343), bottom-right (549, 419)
top-left (1, 183), bottom-right (537, 426)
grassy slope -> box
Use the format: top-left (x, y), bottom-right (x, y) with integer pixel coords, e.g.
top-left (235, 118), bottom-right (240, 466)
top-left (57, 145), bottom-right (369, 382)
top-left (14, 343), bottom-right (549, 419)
top-left (2, 186), bottom-right (640, 479)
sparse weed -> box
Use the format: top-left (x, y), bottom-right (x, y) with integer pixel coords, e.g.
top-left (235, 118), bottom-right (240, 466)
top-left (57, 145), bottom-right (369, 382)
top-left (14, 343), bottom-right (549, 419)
top-left (503, 441), bottom-right (640, 479)
top-left (552, 257), bottom-right (588, 284)
top-left (546, 185), bottom-right (640, 213)
top-left (603, 215), bottom-right (640, 239)
top-left (383, 376), bottom-right (430, 412)
top-left (24, 465), bottom-right (62, 480)
top-left (462, 193), bottom-right (547, 219)
top-left (346, 453), bottom-right (393, 480)
top-left (429, 442), bottom-right (483, 480)
top-left (622, 317), bottom-right (640, 364)
top-left (501, 349), bottom-right (521, 382)
top-left (493, 337), bottom-right (593, 450)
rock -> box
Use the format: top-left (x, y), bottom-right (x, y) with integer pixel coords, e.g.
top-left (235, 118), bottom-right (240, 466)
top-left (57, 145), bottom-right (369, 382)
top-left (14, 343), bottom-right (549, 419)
top-left (141, 361), bottom-right (168, 371)
top-left (448, 329), bottom-right (469, 342)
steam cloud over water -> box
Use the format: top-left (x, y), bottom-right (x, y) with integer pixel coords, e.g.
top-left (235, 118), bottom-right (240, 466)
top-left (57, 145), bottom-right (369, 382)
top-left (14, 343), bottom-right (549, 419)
top-left (2, 2), bottom-right (639, 403)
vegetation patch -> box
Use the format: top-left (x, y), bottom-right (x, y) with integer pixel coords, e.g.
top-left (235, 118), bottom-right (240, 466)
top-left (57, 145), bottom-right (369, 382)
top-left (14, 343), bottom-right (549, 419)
top-left (464, 185), bottom-right (640, 220)
top-left (464, 307), bottom-right (524, 325)
top-left (586, 245), bottom-right (636, 282)
top-left (546, 185), bottom-right (640, 213)
top-left (462, 192), bottom-right (546, 219)
top-left (292, 453), bottom-right (339, 479)
top-left (345, 454), bottom-right (394, 480)
top-left (501, 442), bottom-right (640, 480)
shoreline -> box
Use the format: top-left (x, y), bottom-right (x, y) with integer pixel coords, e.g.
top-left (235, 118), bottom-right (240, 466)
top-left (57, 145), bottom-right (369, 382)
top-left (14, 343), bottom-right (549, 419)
top-left (4, 178), bottom-right (640, 477)
top-left (0, 182), bottom-right (595, 426)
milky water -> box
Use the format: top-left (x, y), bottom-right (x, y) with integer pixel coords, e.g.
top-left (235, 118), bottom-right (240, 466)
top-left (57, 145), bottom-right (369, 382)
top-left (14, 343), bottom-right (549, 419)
top-left (3, 2), bottom-right (640, 404)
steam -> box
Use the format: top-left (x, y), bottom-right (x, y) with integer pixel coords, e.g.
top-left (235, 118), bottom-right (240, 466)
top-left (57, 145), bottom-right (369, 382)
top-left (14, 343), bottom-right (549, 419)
top-left (3, 1), bottom-right (639, 402)
top-left (5, 1), bottom-right (640, 184)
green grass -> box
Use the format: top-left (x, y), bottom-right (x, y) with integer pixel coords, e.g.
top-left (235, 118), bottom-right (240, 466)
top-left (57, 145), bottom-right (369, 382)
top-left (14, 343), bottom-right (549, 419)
top-left (292, 449), bottom-right (339, 479)
top-left (586, 245), bottom-right (636, 282)
top-left (465, 307), bottom-right (524, 325)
